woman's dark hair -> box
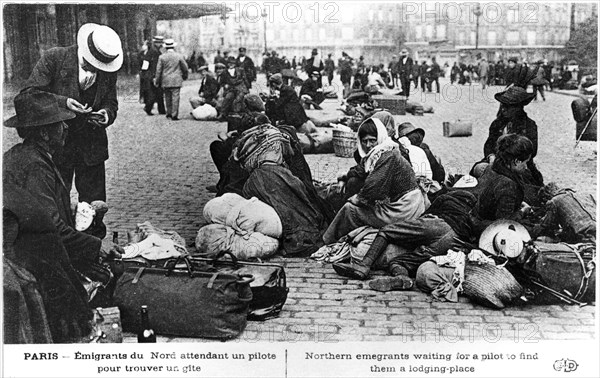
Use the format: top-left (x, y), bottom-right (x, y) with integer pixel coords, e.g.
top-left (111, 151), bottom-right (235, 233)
top-left (371, 65), bottom-right (379, 73)
top-left (495, 134), bottom-right (533, 166)
top-left (358, 119), bottom-right (378, 140)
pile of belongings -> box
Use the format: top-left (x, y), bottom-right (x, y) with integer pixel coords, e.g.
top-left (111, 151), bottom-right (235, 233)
top-left (196, 193), bottom-right (282, 260)
top-left (405, 100), bottom-right (434, 115)
top-left (122, 221), bottom-right (187, 260)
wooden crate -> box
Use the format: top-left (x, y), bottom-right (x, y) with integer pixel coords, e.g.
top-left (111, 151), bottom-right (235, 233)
top-left (372, 95), bottom-right (407, 115)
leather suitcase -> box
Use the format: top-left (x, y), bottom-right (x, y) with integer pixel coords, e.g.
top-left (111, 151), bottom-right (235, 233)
top-left (372, 95), bottom-right (406, 115)
top-left (443, 121), bottom-right (473, 137)
top-left (113, 256), bottom-right (253, 339)
top-left (191, 251), bottom-right (289, 321)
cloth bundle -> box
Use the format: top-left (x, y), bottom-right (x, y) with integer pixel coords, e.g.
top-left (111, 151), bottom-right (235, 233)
top-left (121, 221), bottom-right (187, 260)
top-left (416, 250), bottom-right (466, 302)
top-left (191, 104), bottom-right (218, 120)
top-left (197, 193), bottom-right (281, 260)
top-left (311, 226), bottom-right (378, 263)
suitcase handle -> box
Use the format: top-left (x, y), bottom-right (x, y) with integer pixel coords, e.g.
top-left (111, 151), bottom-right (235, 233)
top-left (237, 273), bottom-right (255, 285)
top-left (213, 251), bottom-right (239, 267)
top-left (164, 255), bottom-right (194, 278)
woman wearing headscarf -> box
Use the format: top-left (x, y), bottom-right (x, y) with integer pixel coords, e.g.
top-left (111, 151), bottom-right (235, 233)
top-left (236, 124), bottom-right (329, 256)
top-left (323, 118), bottom-right (425, 244)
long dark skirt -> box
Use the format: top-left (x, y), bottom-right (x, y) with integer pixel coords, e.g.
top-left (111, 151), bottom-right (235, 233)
top-left (243, 164), bottom-right (327, 257)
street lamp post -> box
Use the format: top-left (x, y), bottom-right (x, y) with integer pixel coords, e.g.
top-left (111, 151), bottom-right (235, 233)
top-left (473, 3), bottom-right (482, 50)
top-left (262, 9), bottom-right (268, 53)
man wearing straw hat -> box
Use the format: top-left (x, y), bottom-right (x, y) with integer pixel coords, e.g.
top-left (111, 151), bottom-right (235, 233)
top-left (21, 23), bottom-right (123, 238)
top-left (154, 38), bottom-right (189, 121)
top-left (142, 35), bottom-right (167, 115)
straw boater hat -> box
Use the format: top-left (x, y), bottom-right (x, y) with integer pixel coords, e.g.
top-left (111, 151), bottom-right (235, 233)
top-left (478, 220), bottom-right (531, 258)
top-left (77, 23), bottom-right (123, 73)
top-left (4, 91), bottom-right (75, 128)
top-left (163, 39), bottom-right (176, 49)
top-left (494, 85), bottom-right (535, 106)
top-left (214, 63), bottom-right (226, 70)
top-left (152, 35), bottom-right (164, 44)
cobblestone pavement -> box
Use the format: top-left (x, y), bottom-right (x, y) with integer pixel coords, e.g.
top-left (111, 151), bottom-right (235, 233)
top-left (2, 75), bottom-right (597, 343)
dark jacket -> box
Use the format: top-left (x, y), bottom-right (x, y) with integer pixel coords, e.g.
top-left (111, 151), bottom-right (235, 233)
top-left (483, 111), bottom-right (538, 158)
top-left (425, 190), bottom-right (477, 239)
top-left (22, 45), bottom-right (118, 167)
top-left (305, 56), bottom-right (324, 73)
top-left (504, 66), bottom-right (520, 86)
top-left (3, 182), bottom-right (93, 343)
top-left (265, 84), bottom-right (309, 128)
top-left (420, 142), bottom-right (446, 184)
top-left (396, 56), bottom-right (414, 78)
top-left (198, 74), bottom-right (220, 104)
top-left (474, 163), bottom-right (525, 233)
top-left (221, 67), bottom-right (248, 93)
top-left (236, 56), bottom-right (256, 87)
top-left (3, 140), bottom-right (102, 267)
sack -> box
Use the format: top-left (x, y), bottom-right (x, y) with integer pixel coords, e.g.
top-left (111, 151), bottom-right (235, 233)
top-left (462, 262), bottom-right (523, 309)
top-left (191, 251), bottom-right (288, 321)
top-left (226, 197), bottom-right (282, 238)
top-left (571, 97), bottom-right (591, 123)
top-left (443, 121), bottom-right (472, 137)
top-left (189, 96), bottom-right (203, 110)
top-left (195, 224), bottom-right (279, 260)
top-left (191, 104), bottom-right (217, 120)
top-left (518, 242), bottom-right (596, 303)
top-left (113, 256), bottom-right (253, 339)
top-left (203, 193), bottom-right (247, 224)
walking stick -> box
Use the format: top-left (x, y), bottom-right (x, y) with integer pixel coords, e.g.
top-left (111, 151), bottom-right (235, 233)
top-left (574, 107), bottom-right (597, 148)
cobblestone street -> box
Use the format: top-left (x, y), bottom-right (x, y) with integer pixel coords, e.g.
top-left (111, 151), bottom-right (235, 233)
top-left (2, 74), bottom-right (597, 343)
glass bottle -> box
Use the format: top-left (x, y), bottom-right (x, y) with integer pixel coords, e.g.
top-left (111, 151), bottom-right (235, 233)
top-left (137, 305), bottom-right (156, 343)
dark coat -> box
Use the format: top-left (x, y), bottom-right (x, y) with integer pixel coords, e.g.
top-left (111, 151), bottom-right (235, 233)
top-left (420, 142), bottom-right (446, 184)
top-left (198, 75), bottom-right (220, 104)
top-left (221, 67), bottom-right (248, 93)
top-left (3, 140), bottom-right (102, 267)
top-left (483, 112), bottom-right (538, 158)
top-left (3, 182), bottom-right (92, 343)
top-left (22, 45), bottom-right (118, 167)
top-left (236, 56), bottom-right (256, 86)
top-left (265, 85), bottom-right (309, 128)
top-left (305, 56), bottom-right (324, 73)
top-left (474, 163), bottom-right (525, 233)
top-left (396, 56), bottom-right (414, 78)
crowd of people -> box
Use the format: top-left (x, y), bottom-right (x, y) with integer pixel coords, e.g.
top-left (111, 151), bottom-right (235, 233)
top-left (3, 22), bottom-right (595, 344)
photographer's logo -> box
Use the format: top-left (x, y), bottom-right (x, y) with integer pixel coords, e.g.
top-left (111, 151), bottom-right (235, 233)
top-left (554, 359), bottom-right (578, 373)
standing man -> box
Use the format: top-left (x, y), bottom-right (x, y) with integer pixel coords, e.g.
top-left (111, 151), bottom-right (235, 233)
top-left (396, 48), bottom-right (413, 98)
top-left (305, 49), bottom-right (324, 88)
top-left (324, 53), bottom-right (335, 86)
top-left (339, 52), bottom-right (353, 99)
top-left (478, 58), bottom-right (489, 89)
top-left (21, 23), bottom-right (122, 215)
top-left (430, 57), bottom-right (441, 93)
top-left (143, 36), bottom-right (167, 115)
top-left (389, 55), bottom-right (399, 88)
top-left (504, 57), bottom-right (519, 87)
top-left (236, 47), bottom-right (256, 90)
top-left (154, 39), bottom-right (189, 121)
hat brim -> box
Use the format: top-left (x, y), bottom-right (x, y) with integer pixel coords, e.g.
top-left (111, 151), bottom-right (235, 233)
top-left (4, 107), bottom-right (76, 128)
top-left (77, 23), bottom-right (123, 73)
top-left (478, 220), bottom-right (531, 257)
top-left (494, 90), bottom-right (535, 106)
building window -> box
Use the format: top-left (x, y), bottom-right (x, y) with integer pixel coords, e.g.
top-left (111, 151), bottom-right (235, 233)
top-left (436, 24), bottom-right (446, 39)
top-left (426, 24), bottom-right (433, 39)
top-left (527, 31), bottom-right (536, 45)
top-left (368, 29), bottom-right (373, 40)
top-left (369, 9), bottom-right (374, 21)
top-left (342, 27), bottom-right (354, 40)
top-left (416, 25), bottom-right (422, 39)
top-left (292, 29), bottom-right (300, 40)
top-left (378, 30), bottom-right (384, 39)
top-left (319, 28), bottom-right (326, 40)
top-left (470, 31), bottom-right (476, 44)
top-left (378, 10), bottom-right (383, 21)
top-left (305, 29), bottom-right (312, 40)
top-left (487, 31), bottom-right (497, 45)
top-left (506, 31), bottom-right (519, 45)
top-left (458, 32), bottom-right (465, 45)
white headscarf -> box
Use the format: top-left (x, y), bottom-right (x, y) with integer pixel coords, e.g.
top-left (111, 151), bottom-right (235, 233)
top-left (357, 118), bottom-right (398, 173)
top-left (397, 136), bottom-right (433, 179)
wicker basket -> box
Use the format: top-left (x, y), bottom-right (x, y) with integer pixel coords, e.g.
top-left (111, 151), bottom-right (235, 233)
top-left (332, 129), bottom-right (357, 158)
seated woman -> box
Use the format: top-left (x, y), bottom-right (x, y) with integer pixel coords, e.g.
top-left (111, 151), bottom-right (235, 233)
top-left (265, 73), bottom-right (317, 134)
top-left (474, 133), bottom-right (536, 234)
top-left (323, 118), bottom-right (426, 245)
top-left (364, 66), bottom-right (387, 94)
top-left (299, 70), bottom-right (325, 110)
top-left (234, 124), bottom-right (329, 257)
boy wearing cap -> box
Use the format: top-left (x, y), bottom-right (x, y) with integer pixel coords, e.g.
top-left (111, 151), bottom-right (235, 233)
top-left (219, 56), bottom-right (249, 120)
top-left (236, 47), bottom-right (256, 90)
top-left (191, 65), bottom-right (220, 109)
top-left (154, 39), bottom-right (189, 120)
top-left (21, 23), bottom-right (122, 232)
